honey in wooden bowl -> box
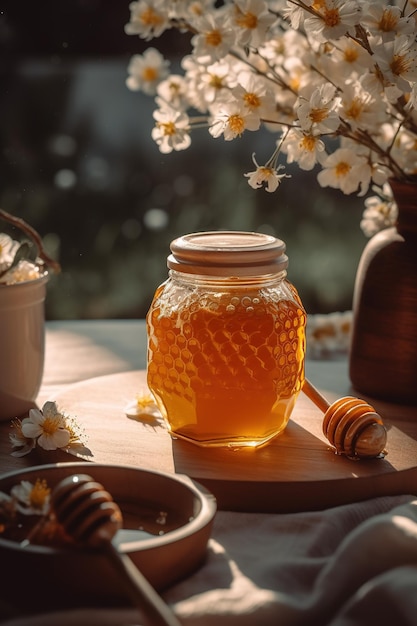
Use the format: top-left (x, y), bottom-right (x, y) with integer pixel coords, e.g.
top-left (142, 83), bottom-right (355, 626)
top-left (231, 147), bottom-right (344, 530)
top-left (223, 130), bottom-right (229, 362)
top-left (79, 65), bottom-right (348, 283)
top-left (147, 231), bottom-right (306, 448)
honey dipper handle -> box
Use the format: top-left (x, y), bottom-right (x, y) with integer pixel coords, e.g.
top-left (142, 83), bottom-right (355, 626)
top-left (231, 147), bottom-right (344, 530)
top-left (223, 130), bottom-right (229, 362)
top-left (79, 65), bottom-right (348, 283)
top-left (302, 378), bottom-right (331, 413)
top-left (106, 542), bottom-right (182, 626)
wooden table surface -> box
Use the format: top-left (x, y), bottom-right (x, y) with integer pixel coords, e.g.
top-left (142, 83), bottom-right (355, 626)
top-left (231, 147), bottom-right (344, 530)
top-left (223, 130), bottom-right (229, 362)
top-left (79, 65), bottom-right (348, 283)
top-left (0, 320), bottom-right (416, 513)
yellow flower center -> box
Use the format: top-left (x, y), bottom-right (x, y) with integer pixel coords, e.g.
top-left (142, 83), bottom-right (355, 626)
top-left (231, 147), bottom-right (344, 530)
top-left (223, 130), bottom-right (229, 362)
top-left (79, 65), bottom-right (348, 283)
top-left (345, 98), bottom-right (363, 120)
top-left (136, 393), bottom-right (155, 410)
top-left (30, 479), bottom-right (50, 508)
top-left (209, 74), bottom-right (224, 89)
top-left (343, 44), bottom-right (359, 63)
top-left (244, 92), bottom-right (261, 109)
top-left (235, 9), bottom-right (258, 30)
top-left (300, 135), bottom-right (317, 151)
top-left (190, 2), bottom-right (203, 16)
top-left (390, 54), bottom-right (411, 77)
top-left (260, 166), bottom-right (274, 180)
top-left (378, 9), bottom-right (398, 32)
top-left (206, 30), bottom-right (222, 47)
top-left (309, 107), bottom-right (328, 124)
top-left (42, 416), bottom-right (61, 435)
top-left (336, 162), bottom-right (351, 177)
top-left (142, 67), bottom-right (158, 82)
top-left (159, 122), bottom-right (176, 136)
top-left (323, 8), bottom-right (340, 28)
top-left (140, 8), bottom-right (164, 27)
top-left (228, 114), bottom-right (245, 135)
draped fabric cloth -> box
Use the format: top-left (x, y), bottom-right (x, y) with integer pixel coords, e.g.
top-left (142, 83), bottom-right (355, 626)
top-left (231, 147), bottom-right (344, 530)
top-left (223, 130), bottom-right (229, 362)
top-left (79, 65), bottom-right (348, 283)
top-left (4, 494), bottom-right (417, 626)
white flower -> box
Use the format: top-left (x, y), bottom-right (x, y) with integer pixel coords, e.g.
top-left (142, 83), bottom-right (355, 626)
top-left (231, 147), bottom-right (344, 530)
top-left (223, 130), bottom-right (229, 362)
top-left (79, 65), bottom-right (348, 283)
top-left (182, 57), bottom-right (238, 111)
top-left (0, 234), bottom-right (19, 273)
top-left (10, 401), bottom-right (92, 458)
top-left (155, 74), bottom-right (189, 110)
top-left (373, 35), bottom-right (417, 92)
top-left (125, 391), bottom-right (162, 420)
top-left (227, 0), bottom-right (276, 47)
top-left (231, 72), bottom-right (276, 119)
top-left (126, 48), bottom-right (170, 96)
top-left (21, 402), bottom-right (71, 451)
top-left (306, 311), bottom-right (353, 358)
top-left (152, 106), bottom-right (191, 153)
top-left (245, 152), bottom-right (290, 193)
top-left (209, 101), bottom-right (261, 140)
top-left (361, 3), bottom-right (415, 42)
top-left (338, 81), bottom-right (381, 130)
top-left (9, 419), bottom-right (37, 457)
top-left (124, 0), bottom-right (170, 40)
top-left (283, 129), bottom-right (326, 171)
top-left (10, 479), bottom-right (50, 516)
top-left (303, 0), bottom-right (362, 43)
top-left (297, 83), bottom-right (341, 133)
top-left (191, 13), bottom-right (236, 63)
top-left (360, 184), bottom-right (398, 237)
top-left (317, 147), bottom-right (371, 195)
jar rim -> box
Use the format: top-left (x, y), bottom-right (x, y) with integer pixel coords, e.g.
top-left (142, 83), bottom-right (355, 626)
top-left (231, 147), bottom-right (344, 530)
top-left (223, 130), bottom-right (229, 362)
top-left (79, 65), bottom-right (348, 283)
top-left (168, 231), bottom-right (288, 277)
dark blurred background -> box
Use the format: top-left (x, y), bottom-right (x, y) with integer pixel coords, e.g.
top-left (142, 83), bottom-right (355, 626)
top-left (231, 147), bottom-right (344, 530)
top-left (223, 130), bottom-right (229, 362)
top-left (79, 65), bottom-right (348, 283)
top-left (0, 0), bottom-right (366, 320)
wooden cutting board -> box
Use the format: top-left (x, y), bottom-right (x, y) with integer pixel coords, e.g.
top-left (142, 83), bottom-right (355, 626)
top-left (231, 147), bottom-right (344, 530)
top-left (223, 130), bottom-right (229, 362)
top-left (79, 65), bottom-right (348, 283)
top-left (48, 370), bottom-right (417, 513)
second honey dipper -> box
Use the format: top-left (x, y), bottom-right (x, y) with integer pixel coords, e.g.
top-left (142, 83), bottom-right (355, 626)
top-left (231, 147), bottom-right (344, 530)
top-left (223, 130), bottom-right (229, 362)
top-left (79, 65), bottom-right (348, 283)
top-left (302, 378), bottom-right (387, 459)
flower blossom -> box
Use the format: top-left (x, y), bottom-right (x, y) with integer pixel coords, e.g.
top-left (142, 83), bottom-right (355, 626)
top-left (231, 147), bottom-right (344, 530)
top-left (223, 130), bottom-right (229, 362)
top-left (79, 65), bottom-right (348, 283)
top-left (10, 401), bottom-right (92, 458)
top-left (182, 57), bottom-right (238, 111)
top-left (231, 72), bottom-right (276, 120)
top-left (155, 74), bottom-right (189, 111)
top-left (373, 35), bottom-right (417, 92)
top-left (209, 101), bottom-right (261, 140)
top-left (227, 0), bottom-right (276, 47)
top-left (339, 82), bottom-right (380, 130)
top-left (126, 48), bottom-right (170, 96)
top-left (306, 311), bottom-right (353, 359)
top-left (10, 479), bottom-right (50, 516)
top-left (21, 402), bottom-right (71, 450)
top-left (283, 129), bottom-right (326, 171)
top-left (303, 0), bottom-right (362, 43)
top-left (360, 184), bottom-right (398, 237)
top-left (317, 147), bottom-right (371, 195)
top-left (191, 13), bottom-right (236, 63)
top-left (125, 390), bottom-right (163, 422)
top-left (361, 4), bottom-right (415, 42)
top-left (124, 0), bottom-right (170, 40)
top-left (297, 83), bottom-right (341, 133)
top-left (245, 152), bottom-right (290, 193)
top-left (0, 234), bottom-right (19, 273)
top-left (152, 106), bottom-right (191, 153)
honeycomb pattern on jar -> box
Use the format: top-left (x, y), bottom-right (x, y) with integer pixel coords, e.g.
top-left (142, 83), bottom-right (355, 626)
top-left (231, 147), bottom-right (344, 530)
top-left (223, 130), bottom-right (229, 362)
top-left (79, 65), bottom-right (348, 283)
top-left (147, 281), bottom-right (306, 445)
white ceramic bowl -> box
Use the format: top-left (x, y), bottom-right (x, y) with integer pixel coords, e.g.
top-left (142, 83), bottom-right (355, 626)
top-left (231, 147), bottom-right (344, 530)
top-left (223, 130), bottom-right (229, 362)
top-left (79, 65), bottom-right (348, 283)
top-left (0, 462), bottom-right (216, 613)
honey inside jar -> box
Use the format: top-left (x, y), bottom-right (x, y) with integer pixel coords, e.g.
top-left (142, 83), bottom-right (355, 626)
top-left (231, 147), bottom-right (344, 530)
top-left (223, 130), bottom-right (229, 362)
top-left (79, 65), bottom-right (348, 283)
top-left (147, 276), bottom-right (306, 447)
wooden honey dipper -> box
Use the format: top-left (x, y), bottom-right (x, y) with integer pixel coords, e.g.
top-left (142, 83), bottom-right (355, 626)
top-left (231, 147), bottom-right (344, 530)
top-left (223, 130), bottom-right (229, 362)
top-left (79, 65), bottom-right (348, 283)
top-left (302, 378), bottom-right (387, 458)
top-left (50, 474), bottom-right (182, 626)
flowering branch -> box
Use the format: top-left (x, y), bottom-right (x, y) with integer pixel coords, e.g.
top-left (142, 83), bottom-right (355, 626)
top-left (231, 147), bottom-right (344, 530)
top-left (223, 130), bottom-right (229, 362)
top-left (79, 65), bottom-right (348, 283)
top-left (123, 0), bottom-right (417, 235)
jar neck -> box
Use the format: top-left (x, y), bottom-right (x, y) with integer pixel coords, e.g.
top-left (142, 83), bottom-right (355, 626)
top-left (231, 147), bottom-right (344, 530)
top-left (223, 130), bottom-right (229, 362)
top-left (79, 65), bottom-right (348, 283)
top-left (169, 269), bottom-right (287, 287)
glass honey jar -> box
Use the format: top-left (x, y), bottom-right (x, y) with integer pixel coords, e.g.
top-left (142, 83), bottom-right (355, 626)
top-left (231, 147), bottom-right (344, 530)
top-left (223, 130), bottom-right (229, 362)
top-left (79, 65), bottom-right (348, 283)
top-left (146, 231), bottom-right (306, 448)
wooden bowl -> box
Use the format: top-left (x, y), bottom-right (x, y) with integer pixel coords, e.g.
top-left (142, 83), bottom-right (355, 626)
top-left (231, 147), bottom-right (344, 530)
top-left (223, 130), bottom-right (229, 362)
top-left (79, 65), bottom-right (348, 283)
top-left (0, 462), bottom-right (216, 612)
